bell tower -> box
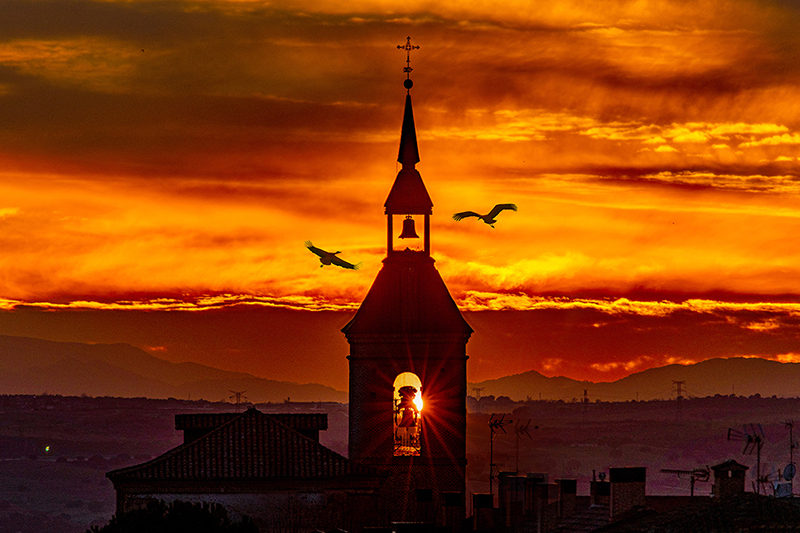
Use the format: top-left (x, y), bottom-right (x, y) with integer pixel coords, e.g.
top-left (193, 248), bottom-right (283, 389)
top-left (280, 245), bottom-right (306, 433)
top-left (342, 38), bottom-right (472, 526)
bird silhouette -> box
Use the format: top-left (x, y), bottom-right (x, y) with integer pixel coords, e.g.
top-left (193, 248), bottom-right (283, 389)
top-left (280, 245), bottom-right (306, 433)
top-left (305, 241), bottom-right (361, 270)
top-left (452, 203), bottom-right (517, 228)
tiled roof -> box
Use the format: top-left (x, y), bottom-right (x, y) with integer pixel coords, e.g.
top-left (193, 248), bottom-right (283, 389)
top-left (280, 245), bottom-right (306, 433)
top-left (108, 408), bottom-right (377, 481)
top-left (175, 412), bottom-right (328, 432)
top-left (174, 412), bottom-right (239, 431)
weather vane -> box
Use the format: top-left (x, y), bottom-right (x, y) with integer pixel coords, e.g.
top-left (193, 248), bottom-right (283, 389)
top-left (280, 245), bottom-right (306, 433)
top-left (397, 36), bottom-right (419, 90)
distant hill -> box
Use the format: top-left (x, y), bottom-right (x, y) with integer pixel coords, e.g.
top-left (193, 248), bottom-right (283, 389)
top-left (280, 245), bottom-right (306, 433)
top-left (3, 334), bottom-right (797, 404)
top-left (0, 335), bottom-right (346, 403)
top-left (468, 357), bottom-right (800, 401)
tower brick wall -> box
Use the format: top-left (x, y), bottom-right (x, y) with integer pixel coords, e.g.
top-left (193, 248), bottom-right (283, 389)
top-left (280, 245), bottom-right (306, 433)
top-left (347, 338), bottom-right (467, 467)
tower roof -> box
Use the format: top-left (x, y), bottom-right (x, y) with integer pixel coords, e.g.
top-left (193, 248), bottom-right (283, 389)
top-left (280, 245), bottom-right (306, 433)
top-left (347, 56), bottom-right (470, 338)
top-left (385, 93), bottom-right (433, 215)
top-left (341, 252), bottom-right (472, 337)
top-left (397, 93), bottom-right (420, 166)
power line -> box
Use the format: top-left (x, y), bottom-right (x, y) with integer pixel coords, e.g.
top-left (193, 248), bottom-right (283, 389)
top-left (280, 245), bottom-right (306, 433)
top-left (672, 380), bottom-right (686, 420)
top-left (229, 390), bottom-right (247, 412)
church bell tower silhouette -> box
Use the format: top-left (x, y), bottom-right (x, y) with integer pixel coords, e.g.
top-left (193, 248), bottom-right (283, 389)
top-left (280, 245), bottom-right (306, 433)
top-left (342, 38), bottom-right (473, 526)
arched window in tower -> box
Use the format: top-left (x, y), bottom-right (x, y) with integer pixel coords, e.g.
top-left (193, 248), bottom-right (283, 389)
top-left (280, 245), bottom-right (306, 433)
top-left (393, 372), bottom-right (423, 456)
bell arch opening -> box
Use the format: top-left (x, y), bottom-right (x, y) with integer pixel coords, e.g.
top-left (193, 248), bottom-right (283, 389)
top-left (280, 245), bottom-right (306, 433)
top-left (393, 372), bottom-right (422, 456)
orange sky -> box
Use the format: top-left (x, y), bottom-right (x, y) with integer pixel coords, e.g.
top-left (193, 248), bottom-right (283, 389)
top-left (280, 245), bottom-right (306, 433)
top-left (3, 0), bottom-right (800, 390)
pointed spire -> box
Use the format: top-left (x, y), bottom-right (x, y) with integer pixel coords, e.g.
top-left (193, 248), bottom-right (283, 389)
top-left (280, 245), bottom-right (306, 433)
top-left (397, 93), bottom-right (420, 167)
top-left (385, 37), bottom-right (431, 215)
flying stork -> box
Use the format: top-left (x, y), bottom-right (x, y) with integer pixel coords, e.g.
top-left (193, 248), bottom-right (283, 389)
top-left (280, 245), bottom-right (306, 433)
top-left (452, 203), bottom-right (517, 228)
top-left (305, 241), bottom-right (361, 270)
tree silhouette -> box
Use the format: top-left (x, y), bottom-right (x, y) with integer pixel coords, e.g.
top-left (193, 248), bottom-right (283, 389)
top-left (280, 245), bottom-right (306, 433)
top-left (87, 500), bottom-right (258, 533)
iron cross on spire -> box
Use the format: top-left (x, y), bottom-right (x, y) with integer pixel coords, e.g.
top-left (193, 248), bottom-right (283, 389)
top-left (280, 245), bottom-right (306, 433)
top-left (397, 36), bottom-right (419, 79)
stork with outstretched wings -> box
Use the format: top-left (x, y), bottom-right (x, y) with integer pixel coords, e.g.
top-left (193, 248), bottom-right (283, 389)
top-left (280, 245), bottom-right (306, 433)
top-left (305, 241), bottom-right (361, 270)
top-left (452, 203), bottom-right (517, 228)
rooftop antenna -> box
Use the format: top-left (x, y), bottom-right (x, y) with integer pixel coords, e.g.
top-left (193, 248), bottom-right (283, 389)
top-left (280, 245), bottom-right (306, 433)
top-left (514, 419), bottom-right (537, 474)
top-left (229, 390), bottom-right (248, 412)
top-left (785, 420), bottom-right (797, 496)
top-left (660, 467), bottom-right (710, 496)
top-left (728, 424), bottom-right (766, 494)
top-left (489, 413), bottom-right (513, 497)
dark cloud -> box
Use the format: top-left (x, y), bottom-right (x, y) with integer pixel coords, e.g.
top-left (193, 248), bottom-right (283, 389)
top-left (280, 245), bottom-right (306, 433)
top-left (0, 74), bottom-right (398, 178)
top-left (2, 0), bottom-right (800, 178)
top-left (0, 0), bottom-right (186, 41)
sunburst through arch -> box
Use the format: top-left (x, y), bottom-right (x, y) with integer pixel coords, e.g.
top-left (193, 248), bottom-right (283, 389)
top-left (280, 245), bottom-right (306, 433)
top-left (393, 372), bottom-right (423, 456)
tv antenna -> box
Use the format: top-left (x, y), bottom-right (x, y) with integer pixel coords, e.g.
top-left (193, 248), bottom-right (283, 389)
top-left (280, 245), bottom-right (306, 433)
top-left (660, 467), bottom-right (710, 496)
top-left (786, 420), bottom-right (797, 468)
top-left (229, 390), bottom-right (248, 412)
top-left (514, 419), bottom-right (537, 474)
top-left (784, 420), bottom-right (797, 496)
top-left (728, 424), bottom-right (766, 494)
top-left (488, 413), bottom-right (513, 496)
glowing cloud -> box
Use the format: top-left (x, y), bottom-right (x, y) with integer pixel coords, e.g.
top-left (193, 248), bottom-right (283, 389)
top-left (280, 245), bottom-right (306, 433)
top-left (2, 0), bottom-right (800, 386)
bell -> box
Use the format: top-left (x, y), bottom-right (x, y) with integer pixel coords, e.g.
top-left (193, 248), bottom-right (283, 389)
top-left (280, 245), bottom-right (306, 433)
top-left (398, 215), bottom-right (419, 239)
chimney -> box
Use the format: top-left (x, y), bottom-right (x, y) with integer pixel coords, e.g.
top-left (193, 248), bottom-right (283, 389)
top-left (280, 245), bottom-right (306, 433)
top-left (590, 475), bottom-right (610, 507)
top-left (524, 473), bottom-right (547, 516)
top-left (557, 479), bottom-right (578, 518)
top-left (472, 493), bottom-right (494, 531)
top-left (711, 460), bottom-right (749, 498)
top-left (532, 482), bottom-right (558, 533)
top-left (498, 471), bottom-right (515, 520)
top-left (442, 491), bottom-right (464, 530)
top-left (609, 467), bottom-right (646, 520)
top-left (499, 474), bottom-right (526, 527)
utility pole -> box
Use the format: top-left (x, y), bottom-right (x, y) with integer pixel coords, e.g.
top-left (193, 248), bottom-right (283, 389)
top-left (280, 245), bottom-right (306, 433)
top-left (582, 389), bottom-right (589, 418)
top-left (472, 387), bottom-right (485, 400)
top-left (672, 380), bottom-right (685, 420)
top-left (229, 390), bottom-right (247, 412)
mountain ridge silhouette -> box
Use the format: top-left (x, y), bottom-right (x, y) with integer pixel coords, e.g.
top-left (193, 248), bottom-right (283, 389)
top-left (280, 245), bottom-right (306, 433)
top-left (0, 334), bottom-right (347, 403)
top-left (1, 334), bottom-right (796, 402)
top-left (468, 357), bottom-right (800, 401)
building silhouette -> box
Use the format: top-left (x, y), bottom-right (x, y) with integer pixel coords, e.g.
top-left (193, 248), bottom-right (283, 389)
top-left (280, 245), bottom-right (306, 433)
top-left (492, 460), bottom-right (800, 533)
top-left (341, 71), bottom-right (473, 526)
top-left (106, 409), bottom-right (387, 531)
